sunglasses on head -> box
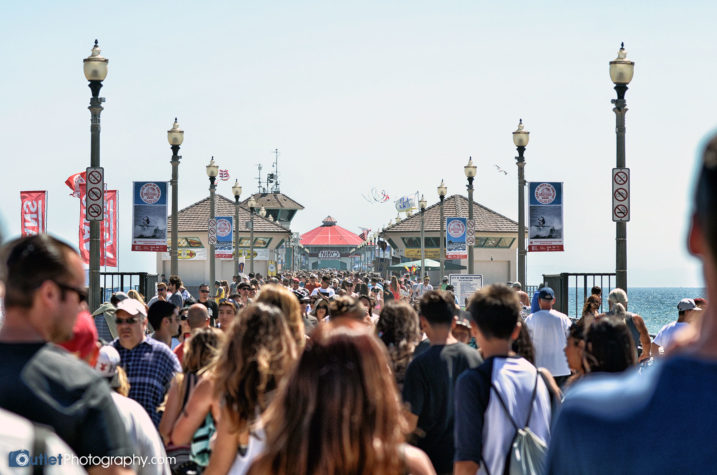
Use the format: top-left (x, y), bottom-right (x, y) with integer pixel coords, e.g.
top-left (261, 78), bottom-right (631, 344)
top-left (116, 316), bottom-right (139, 325)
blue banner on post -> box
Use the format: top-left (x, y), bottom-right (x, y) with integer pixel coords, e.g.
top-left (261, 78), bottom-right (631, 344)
top-left (528, 182), bottom-right (564, 252)
top-left (215, 216), bottom-right (233, 259)
top-left (445, 217), bottom-right (467, 259)
top-left (131, 181), bottom-right (168, 252)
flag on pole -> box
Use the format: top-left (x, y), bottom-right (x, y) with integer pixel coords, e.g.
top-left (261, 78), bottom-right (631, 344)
top-left (65, 172), bottom-right (86, 198)
top-left (219, 169), bottom-right (230, 181)
top-left (20, 191), bottom-right (47, 236)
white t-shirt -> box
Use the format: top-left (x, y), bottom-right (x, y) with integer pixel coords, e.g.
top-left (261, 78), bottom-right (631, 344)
top-left (525, 309), bottom-right (572, 376)
top-left (653, 321), bottom-right (688, 350)
top-left (0, 408), bottom-right (84, 475)
top-left (111, 393), bottom-right (170, 475)
top-left (310, 287), bottom-right (335, 298)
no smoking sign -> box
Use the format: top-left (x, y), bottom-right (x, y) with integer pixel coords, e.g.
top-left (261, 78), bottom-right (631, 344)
top-left (612, 168), bottom-right (630, 222)
top-left (85, 167), bottom-right (104, 222)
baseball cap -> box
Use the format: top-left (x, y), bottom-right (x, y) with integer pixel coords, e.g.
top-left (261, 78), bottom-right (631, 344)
top-left (58, 311), bottom-right (98, 360)
top-left (678, 298), bottom-right (701, 312)
top-left (116, 298), bottom-right (147, 318)
top-left (442, 276), bottom-right (449, 282)
top-left (538, 287), bottom-right (555, 300)
top-left (512, 282), bottom-right (522, 290)
top-left (94, 345), bottom-right (121, 389)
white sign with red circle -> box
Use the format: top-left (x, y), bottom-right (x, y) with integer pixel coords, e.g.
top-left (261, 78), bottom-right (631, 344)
top-left (447, 219), bottom-right (466, 238)
top-left (140, 183), bottom-right (161, 204)
top-left (534, 183), bottom-right (557, 205)
top-left (612, 168), bottom-right (630, 222)
top-left (85, 166), bottom-right (104, 222)
top-left (216, 218), bottom-right (232, 237)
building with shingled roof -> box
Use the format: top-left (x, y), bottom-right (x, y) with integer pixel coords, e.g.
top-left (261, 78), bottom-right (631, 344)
top-left (159, 195), bottom-right (291, 285)
top-left (379, 194), bottom-right (521, 285)
top-left (301, 216), bottom-right (364, 270)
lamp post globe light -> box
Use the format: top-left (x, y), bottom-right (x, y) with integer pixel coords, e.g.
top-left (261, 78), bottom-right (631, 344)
top-left (610, 42), bottom-right (634, 291)
top-left (419, 195), bottom-right (427, 281)
top-left (83, 40), bottom-right (108, 313)
top-left (206, 157), bottom-right (219, 287)
top-left (247, 196), bottom-right (257, 274)
top-left (168, 118), bottom-right (184, 277)
top-left (512, 119), bottom-right (529, 287)
top-left (232, 179), bottom-right (242, 277)
top-left (437, 179), bottom-right (447, 283)
top-left (464, 157), bottom-right (477, 275)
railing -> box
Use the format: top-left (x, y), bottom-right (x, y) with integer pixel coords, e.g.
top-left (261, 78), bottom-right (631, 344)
top-left (100, 272), bottom-right (157, 303)
top-left (542, 272), bottom-right (616, 318)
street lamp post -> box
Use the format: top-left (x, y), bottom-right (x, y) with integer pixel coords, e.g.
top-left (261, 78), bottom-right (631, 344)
top-left (83, 40), bottom-right (108, 313)
top-left (464, 157), bottom-right (477, 275)
top-left (419, 195), bottom-right (427, 280)
top-left (513, 119), bottom-right (530, 287)
top-left (206, 157), bottom-right (219, 287)
top-left (168, 118), bottom-right (184, 277)
top-left (437, 180), bottom-right (447, 281)
top-left (247, 197), bottom-right (257, 274)
top-left (610, 42), bottom-right (634, 291)
top-left (232, 180), bottom-right (242, 277)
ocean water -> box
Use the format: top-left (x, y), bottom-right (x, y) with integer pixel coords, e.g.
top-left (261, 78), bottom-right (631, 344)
top-left (564, 287), bottom-right (706, 334)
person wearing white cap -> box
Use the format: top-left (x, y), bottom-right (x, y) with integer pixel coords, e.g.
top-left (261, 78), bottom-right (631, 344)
top-left (112, 299), bottom-right (181, 427)
top-left (650, 298), bottom-right (704, 356)
top-left (95, 346), bottom-right (170, 475)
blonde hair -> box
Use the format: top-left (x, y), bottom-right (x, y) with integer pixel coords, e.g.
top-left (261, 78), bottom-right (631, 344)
top-left (213, 303), bottom-right (297, 431)
top-left (127, 289), bottom-right (146, 305)
top-left (115, 366), bottom-right (130, 397)
top-left (255, 284), bottom-right (306, 349)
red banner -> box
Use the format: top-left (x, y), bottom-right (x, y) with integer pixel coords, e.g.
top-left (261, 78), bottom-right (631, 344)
top-left (65, 171), bottom-right (86, 198)
top-left (79, 186), bottom-right (118, 266)
top-left (20, 191), bottom-right (47, 236)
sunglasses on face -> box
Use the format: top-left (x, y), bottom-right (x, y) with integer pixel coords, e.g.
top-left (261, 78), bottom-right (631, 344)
top-left (116, 317), bottom-right (139, 325)
top-left (200, 289), bottom-right (210, 293)
top-left (53, 281), bottom-right (88, 303)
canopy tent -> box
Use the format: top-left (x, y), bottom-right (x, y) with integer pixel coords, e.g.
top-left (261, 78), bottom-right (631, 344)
top-left (388, 258), bottom-right (466, 270)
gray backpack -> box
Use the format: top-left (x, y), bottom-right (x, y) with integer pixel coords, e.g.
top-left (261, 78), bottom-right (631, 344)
top-left (489, 371), bottom-right (547, 475)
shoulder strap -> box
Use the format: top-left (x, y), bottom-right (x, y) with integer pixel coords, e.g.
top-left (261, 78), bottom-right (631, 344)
top-left (489, 369), bottom-right (540, 430)
top-left (32, 423), bottom-right (51, 475)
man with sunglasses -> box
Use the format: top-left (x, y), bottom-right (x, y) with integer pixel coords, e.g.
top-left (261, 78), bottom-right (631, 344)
top-left (197, 283), bottom-right (218, 327)
top-left (112, 299), bottom-right (181, 427)
top-left (0, 235), bottom-right (132, 474)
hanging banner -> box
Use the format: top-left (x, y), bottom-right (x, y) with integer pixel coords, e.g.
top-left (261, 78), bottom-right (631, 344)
top-left (79, 187), bottom-right (117, 266)
top-left (215, 216), bottom-right (234, 259)
top-left (446, 217), bottom-right (468, 259)
top-left (20, 191), bottom-right (47, 236)
top-left (161, 237), bottom-right (207, 261)
top-left (528, 182), bottom-right (564, 252)
top-left (132, 182), bottom-right (168, 252)
top-left (65, 171), bottom-right (86, 198)
top-left (103, 190), bottom-right (118, 267)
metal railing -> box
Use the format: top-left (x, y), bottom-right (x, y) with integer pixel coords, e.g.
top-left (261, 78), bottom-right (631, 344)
top-left (542, 272), bottom-right (616, 318)
top-left (100, 272), bottom-right (157, 303)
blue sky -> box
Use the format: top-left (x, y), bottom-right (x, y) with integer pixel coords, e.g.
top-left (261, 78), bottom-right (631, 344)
top-left (1, 1), bottom-right (714, 286)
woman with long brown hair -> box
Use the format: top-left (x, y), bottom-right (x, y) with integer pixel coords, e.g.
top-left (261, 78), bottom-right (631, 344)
top-left (254, 284), bottom-right (306, 349)
top-left (204, 303), bottom-right (298, 475)
top-left (248, 326), bottom-right (434, 475)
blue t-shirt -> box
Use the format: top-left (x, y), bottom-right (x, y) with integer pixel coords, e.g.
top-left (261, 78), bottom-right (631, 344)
top-left (546, 355), bottom-right (717, 474)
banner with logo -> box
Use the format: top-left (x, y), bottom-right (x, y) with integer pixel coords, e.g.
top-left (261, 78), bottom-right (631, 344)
top-left (79, 187), bottom-right (117, 266)
top-left (528, 182), bottom-right (564, 252)
top-left (132, 182), bottom-right (168, 252)
top-left (161, 237), bottom-right (208, 261)
top-left (446, 217), bottom-right (468, 259)
top-left (215, 216), bottom-right (234, 259)
top-left (20, 191), bottom-right (47, 236)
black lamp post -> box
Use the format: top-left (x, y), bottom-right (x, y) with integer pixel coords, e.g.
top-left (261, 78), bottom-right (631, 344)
top-left (232, 180), bottom-right (242, 276)
top-left (83, 40), bottom-right (108, 312)
top-left (168, 118), bottom-right (184, 277)
top-left (464, 157), bottom-right (477, 274)
top-left (513, 119), bottom-right (529, 287)
top-left (247, 197), bottom-right (257, 274)
top-left (419, 195), bottom-right (427, 280)
top-left (437, 179), bottom-right (447, 281)
top-left (206, 157), bottom-right (219, 286)
top-left (609, 43), bottom-right (635, 291)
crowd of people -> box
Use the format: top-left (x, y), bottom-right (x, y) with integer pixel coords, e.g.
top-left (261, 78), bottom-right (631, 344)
top-left (0, 137), bottom-right (716, 474)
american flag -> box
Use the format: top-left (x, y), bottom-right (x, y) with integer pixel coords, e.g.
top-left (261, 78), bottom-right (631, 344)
top-left (219, 169), bottom-right (230, 181)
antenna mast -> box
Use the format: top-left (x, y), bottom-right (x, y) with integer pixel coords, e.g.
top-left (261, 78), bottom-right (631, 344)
top-left (256, 164), bottom-right (264, 193)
